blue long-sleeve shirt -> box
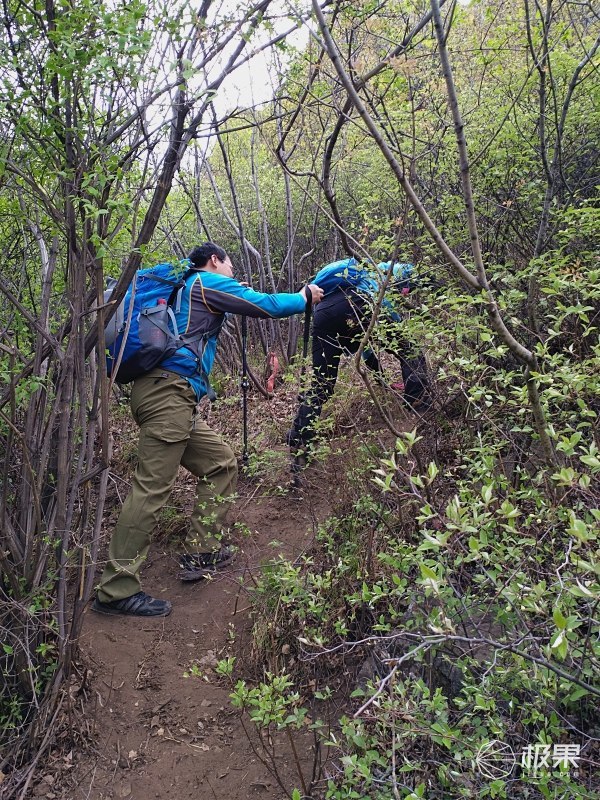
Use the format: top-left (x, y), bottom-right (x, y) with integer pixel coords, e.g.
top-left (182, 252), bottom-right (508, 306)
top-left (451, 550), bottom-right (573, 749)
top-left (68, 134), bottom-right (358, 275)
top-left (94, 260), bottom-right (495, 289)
top-left (160, 271), bottom-right (306, 400)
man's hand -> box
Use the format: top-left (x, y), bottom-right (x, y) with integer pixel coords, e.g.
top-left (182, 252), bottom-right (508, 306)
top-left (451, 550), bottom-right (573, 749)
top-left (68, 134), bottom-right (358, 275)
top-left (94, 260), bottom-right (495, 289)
top-left (301, 284), bottom-right (324, 305)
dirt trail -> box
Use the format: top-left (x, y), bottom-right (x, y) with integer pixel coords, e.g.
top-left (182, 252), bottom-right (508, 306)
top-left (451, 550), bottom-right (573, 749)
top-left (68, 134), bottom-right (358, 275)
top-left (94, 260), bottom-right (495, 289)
top-left (42, 378), bottom-right (408, 800)
top-left (64, 460), bottom-right (330, 800)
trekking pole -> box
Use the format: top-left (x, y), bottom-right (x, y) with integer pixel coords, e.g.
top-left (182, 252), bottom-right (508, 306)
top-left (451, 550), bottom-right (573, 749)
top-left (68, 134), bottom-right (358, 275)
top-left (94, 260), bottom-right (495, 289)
top-left (300, 286), bottom-right (313, 382)
top-left (241, 315), bottom-right (250, 468)
top-left (291, 287), bottom-right (313, 484)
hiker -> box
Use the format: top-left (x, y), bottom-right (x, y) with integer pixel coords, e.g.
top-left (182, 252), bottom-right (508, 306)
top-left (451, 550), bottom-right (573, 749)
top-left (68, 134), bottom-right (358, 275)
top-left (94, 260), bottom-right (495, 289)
top-left (94, 242), bottom-right (324, 617)
top-left (287, 258), bottom-right (429, 453)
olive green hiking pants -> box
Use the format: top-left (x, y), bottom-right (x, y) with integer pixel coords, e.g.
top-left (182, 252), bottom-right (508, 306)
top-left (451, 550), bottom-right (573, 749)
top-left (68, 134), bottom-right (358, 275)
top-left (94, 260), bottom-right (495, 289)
top-left (97, 370), bottom-right (238, 603)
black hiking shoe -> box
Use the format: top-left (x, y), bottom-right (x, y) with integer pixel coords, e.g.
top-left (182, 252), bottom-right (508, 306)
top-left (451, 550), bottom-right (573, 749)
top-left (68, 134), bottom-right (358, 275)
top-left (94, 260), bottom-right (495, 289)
top-left (286, 428), bottom-right (310, 486)
top-left (406, 394), bottom-right (432, 414)
top-left (178, 546), bottom-right (235, 582)
top-left (285, 428), bottom-right (301, 447)
top-left (92, 591), bottom-right (172, 617)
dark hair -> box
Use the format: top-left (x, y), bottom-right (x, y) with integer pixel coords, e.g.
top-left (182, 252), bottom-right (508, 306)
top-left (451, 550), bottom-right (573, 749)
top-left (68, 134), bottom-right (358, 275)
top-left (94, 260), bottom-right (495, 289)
top-left (188, 242), bottom-right (227, 269)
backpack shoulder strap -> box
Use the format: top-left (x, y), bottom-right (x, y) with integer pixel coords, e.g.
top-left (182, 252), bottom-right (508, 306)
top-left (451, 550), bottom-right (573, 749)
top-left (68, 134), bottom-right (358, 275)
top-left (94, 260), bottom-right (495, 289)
top-left (180, 319), bottom-right (224, 403)
top-left (167, 267), bottom-right (199, 308)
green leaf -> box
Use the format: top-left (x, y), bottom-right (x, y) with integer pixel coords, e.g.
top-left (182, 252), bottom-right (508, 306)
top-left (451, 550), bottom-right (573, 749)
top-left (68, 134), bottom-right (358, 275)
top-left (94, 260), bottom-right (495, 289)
top-left (567, 686), bottom-right (589, 702)
top-left (427, 461), bottom-right (439, 482)
top-left (481, 484), bottom-right (494, 504)
top-left (420, 564), bottom-right (438, 581)
top-left (552, 608), bottom-right (567, 629)
top-left (568, 581), bottom-right (598, 599)
top-left (567, 515), bottom-right (592, 542)
top-left (551, 467), bottom-right (577, 485)
top-left (550, 629), bottom-right (568, 660)
top-left (499, 500), bottom-right (520, 518)
top-left (580, 454), bottom-right (600, 471)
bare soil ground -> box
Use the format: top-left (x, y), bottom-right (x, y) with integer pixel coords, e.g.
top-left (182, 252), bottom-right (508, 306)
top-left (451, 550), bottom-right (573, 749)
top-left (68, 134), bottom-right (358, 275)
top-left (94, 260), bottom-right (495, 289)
top-left (60, 478), bottom-right (327, 800)
top-left (30, 376), bottom-right (410, 800)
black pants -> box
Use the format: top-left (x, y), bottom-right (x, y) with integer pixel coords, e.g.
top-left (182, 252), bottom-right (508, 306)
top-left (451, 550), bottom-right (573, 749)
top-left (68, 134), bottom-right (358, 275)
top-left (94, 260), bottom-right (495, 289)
top-left (291, 289), bottom-right (428, 445)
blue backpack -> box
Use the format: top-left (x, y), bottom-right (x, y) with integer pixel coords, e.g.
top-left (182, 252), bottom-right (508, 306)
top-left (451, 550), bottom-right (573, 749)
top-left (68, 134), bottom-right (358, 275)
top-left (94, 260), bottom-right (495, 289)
top-left (312, 258), bottom-right (414, 296)
top-left (104, 261), bottom-right (215, 385)
top-left (312, 258), bottom-right (370, 295)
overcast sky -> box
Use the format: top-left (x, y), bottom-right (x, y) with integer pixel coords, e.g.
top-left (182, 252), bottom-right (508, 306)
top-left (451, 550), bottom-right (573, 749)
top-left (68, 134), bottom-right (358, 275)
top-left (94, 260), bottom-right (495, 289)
top-left (212, 2), bottom-right (311, 114)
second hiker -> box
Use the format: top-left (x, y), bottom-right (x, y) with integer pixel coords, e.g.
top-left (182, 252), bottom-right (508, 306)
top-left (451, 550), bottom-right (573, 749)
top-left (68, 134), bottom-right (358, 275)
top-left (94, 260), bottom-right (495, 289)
top-left (287, 257), bottom-right (430, 457)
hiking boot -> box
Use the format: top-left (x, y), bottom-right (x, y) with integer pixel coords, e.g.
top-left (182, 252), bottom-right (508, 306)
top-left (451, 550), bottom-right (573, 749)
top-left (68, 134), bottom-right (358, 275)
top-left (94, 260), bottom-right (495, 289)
top-left (407, 394), bottom-right (432, 414)
top-left (286, 425), bottom-right (314, 487)
top-left (286, 428), bottom-right (301, 447)
top-left (92, 591), bottom-right (172, 617)
top-left (286, 429), bottom-right (311, 458)
top-left (178, 546), bottom-right (235, 582)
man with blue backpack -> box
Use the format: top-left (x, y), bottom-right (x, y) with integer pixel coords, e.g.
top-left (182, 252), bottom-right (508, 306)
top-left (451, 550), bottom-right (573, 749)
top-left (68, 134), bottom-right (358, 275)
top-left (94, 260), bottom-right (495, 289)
top-left (94, 242), bottom-right (323, 617)
top-left (287, 257), bottom-right (430, 462)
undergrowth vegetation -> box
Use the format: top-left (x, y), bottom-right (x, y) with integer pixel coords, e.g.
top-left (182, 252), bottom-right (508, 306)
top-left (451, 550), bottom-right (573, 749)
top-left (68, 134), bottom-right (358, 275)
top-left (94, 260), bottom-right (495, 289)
top-left (1, 0), bottom-right (598, 794)
top-left (231, 222), bottom-right (599, 799)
